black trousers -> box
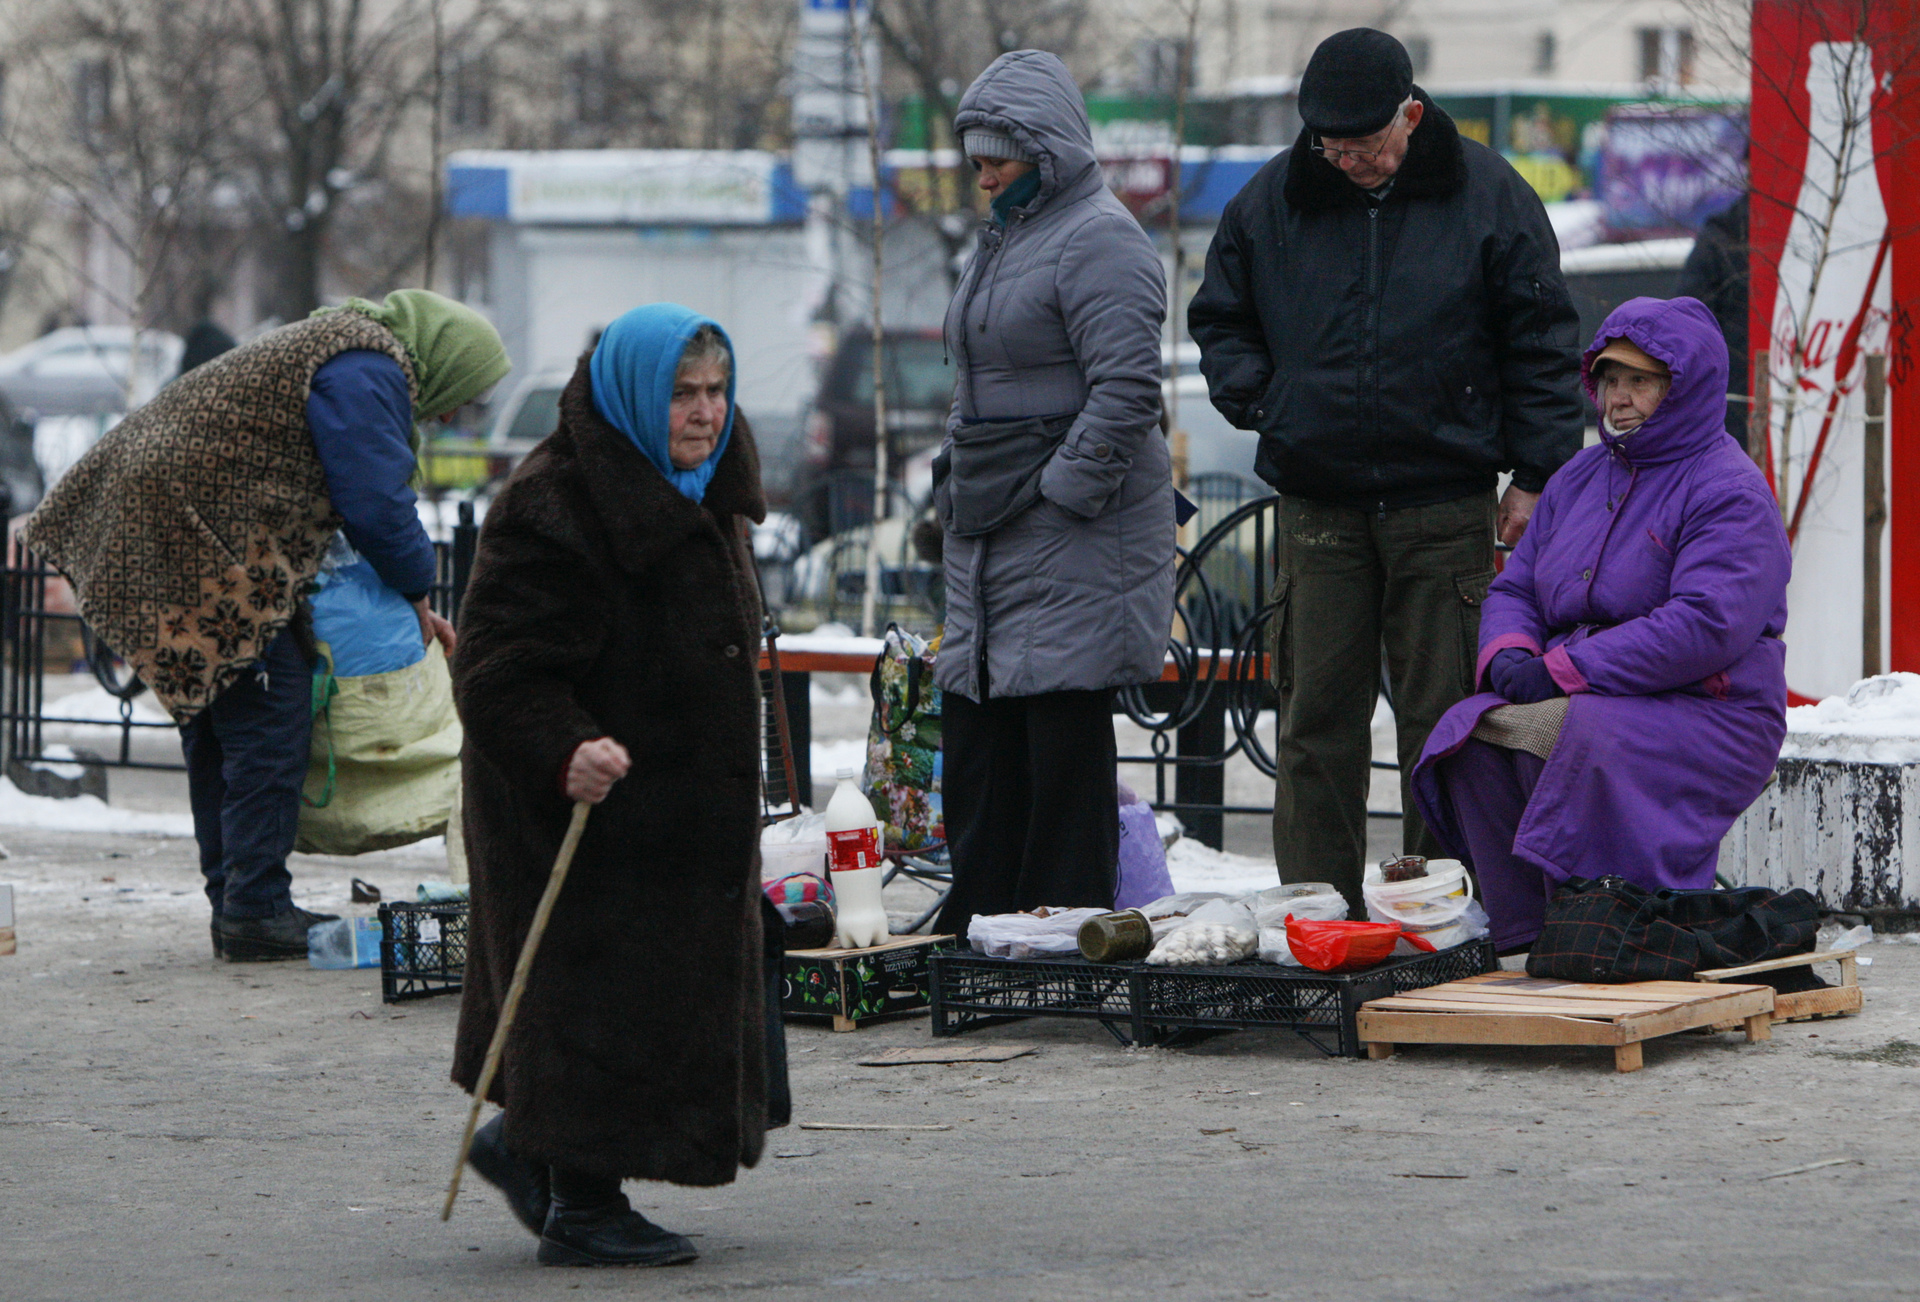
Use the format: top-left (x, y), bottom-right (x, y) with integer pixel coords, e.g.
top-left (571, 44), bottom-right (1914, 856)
top-left (179, 629), bottom-right (313, 920)
top-left (933, 688), bottom-right (1118, 934)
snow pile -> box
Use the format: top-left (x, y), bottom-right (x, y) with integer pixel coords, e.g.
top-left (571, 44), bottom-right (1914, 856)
top-left (1164, 837), bottom-right (1281, 896)
top-left (42, 687), bottom-right (172, 733)
top-left (810, 736), bottom-right (869, 779)
top-left (0, 778), bottom-right (194, 836)
top-left (1781, 673), bottom-right (1920, 764)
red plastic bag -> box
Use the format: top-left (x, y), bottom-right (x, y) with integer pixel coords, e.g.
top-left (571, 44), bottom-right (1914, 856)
top-left (1284, 918), bottom-right (1430, 972)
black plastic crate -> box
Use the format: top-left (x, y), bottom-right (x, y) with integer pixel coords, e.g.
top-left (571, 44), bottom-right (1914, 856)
top-left (378, 901), bottom-right (469, 1003)
top-left (930, 940), bottom-right (1497, 1057)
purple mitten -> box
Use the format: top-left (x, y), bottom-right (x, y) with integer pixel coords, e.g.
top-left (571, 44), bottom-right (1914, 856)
top-left (1489, 648), bottom-right (1562, 705)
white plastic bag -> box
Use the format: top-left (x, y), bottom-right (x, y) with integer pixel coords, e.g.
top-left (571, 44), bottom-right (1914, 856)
top-left (1146, 898), bottom-right (1258, 966)
top-left (1253, 883), bottom-right (1349, 965)
top-left (968, 908), bottom-right (1108, 960)
top-left (761, 810), bottom-right (829, 882)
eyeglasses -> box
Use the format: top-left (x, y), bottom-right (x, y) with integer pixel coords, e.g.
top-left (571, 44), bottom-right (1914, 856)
top-left (1310, 115), bottom-right (1405, 164)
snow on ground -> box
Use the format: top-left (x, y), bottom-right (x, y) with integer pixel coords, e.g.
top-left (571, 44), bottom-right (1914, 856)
top-left (0, 778), bottom-right (194, 836)
top-left (1782, 672), bottom-right (1920, 764)
top-left (1164, 836), bottom-right (1280, 896)
top-left (39, 686), bottom-right (173, 734)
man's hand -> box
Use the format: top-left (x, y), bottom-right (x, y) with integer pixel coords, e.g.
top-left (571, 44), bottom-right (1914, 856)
top-left (564, 737), bottom-right (632, 804)
top-left (1497, 485), bottom-right (1541, 548)
top-left (411, 597), bottom-right (456, 657)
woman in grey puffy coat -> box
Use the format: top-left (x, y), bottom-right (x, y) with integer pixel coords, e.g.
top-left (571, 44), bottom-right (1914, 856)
top-left (932, 50), bottom-right (1174, 931)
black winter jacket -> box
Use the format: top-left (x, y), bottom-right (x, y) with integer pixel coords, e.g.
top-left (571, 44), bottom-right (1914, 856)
top-left (1188, 96), bottom-right (1584, 510)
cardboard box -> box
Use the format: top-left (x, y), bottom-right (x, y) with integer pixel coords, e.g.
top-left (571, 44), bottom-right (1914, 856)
top-left (781, 935), bottom-right (953, 1031)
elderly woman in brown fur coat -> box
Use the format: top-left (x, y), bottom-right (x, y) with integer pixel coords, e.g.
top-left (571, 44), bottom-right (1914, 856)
top-left (449, 304), bottom-right (779, 1268)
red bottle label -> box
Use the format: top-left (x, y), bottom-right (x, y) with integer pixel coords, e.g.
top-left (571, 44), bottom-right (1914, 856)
top-left (827, 827), bottom-right (879, 873)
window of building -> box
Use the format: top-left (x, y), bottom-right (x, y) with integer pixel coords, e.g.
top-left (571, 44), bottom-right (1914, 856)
top-left (567, 48), bottom-right (618, 126)
top-left (1403, 36), bottom-right (1432, 77)
top-left (449, 50), bottom-right (493, 132)
top-left (1637, 27), bottom-right (1696, 89)
top-left (73, 57), bottom-right (112, 137)
top-left (1535, 31), bottom-right (1557, 75)
top-left (1134, 37), bottom-right (1192, 97)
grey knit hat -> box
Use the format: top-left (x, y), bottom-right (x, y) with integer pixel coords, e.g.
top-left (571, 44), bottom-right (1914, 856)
top-left (961, 128), bottom-right (1034, 163)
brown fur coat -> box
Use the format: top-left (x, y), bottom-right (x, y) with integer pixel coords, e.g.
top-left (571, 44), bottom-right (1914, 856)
top-left (449, 356), bottom-right (768, 1185)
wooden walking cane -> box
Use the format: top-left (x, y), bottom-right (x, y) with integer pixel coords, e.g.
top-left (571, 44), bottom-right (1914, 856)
top-left (441, 798), bottom-right (592, 1221)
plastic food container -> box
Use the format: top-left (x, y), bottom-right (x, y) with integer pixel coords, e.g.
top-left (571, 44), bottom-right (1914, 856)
top-left (1364, 859), bottom-right (1473, 917)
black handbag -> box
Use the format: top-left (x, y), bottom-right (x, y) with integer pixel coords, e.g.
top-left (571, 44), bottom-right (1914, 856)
top-left (932, 411), bottom-right (1077, 537)
top-left (1526, 876), bottom-right (1821, 983)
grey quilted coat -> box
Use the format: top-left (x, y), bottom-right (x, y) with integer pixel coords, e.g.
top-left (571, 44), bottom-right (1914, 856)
top-left (937, 50), bottom-right (1175, 702)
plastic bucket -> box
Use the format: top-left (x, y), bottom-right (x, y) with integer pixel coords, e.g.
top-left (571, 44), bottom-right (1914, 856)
top-left (1365, 859), bottom-right (1472, 915)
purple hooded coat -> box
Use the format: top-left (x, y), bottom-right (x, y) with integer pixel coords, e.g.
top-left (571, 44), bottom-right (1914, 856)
top-left (1411, 296), bottom-right (1789, 911)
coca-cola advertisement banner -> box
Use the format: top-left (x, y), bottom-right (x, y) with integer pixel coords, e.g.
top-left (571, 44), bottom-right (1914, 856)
top-left (1749, 0), bottom-right (1920, 690)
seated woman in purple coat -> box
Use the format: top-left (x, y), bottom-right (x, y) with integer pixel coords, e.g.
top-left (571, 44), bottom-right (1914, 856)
top-left (1410, 296), bottom-right (1790, 953)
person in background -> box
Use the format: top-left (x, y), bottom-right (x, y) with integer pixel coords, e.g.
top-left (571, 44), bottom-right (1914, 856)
top-left (1187, 27), bottom-right (1584, 917)
top-left (930, 50), bottom-right (1174, 932)
top-left (1412, 297), bottom-right (1789, 952)
top-left (24, 290), bottom-right (508, 960)
top-left (1675, 194), bottom-right (1750, 443)
top-left (175, 321), bottom-right (237, 377)
top-left (449, 303), bottom-right (782, 1268)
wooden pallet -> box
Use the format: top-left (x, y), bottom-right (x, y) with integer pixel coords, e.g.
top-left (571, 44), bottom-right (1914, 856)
top-left (1357, 972), bottom-right (1775, 1073)
top-left (1697, 949), bottom-right (1862, 1023)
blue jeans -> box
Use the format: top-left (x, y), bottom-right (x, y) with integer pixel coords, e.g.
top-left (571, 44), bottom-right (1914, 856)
top-left (180, 630), bottom-right (314, 920)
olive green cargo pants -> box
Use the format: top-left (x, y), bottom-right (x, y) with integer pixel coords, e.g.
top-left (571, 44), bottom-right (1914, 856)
top-left (1267, 492), bottom-right (1497, 917)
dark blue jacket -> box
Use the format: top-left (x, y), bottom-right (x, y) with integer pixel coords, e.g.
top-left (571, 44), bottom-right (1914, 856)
top-left (306, 350), bottom-right (437, 599)
top-left (1188, 95), bottom-right (1584, 510)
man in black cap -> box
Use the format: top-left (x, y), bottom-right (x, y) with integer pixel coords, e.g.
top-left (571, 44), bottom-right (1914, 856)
top-left (1188, 27), bottom-right (1582, 916)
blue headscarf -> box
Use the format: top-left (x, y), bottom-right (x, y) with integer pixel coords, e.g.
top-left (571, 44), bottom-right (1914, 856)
top-left (588, 303), bottom-right (736, 502)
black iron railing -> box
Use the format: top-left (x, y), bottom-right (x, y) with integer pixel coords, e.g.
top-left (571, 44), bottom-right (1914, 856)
top-left (1113, 490), bottom-right (1402, 849)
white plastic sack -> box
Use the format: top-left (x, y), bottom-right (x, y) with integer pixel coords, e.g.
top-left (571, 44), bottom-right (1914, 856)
top-left (1253, 883), bottom-right (1349, 965)
top-left (761, 810), bottom-right (829, 882)
top-left (968, 908), bottom-right (1108, 960)
top-left (1146, 897), bottom-right (1258, 966)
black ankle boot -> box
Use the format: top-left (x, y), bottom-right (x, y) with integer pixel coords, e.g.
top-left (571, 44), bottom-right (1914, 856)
top-left (216, 904), bottom-right (340, 962)
top-left (536, 1167), bottom-right (697, 1267)
top-left (466, 1114), bottom-right (549, 1236)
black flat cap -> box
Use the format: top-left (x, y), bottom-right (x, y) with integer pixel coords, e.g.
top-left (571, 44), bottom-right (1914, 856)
top-left (1298, 28), bottom-right (1413, 138)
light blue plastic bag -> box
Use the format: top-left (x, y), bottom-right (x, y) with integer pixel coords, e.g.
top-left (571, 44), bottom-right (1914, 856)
top-left (311, 559), bottom-right (424, 678)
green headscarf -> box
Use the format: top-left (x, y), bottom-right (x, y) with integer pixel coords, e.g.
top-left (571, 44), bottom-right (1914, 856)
top-left (312, 289), bottom-right (510, 420)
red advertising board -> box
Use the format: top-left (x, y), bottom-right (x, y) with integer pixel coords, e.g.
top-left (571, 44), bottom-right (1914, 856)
top-left (1749, 0), bottom-right (1920, 697)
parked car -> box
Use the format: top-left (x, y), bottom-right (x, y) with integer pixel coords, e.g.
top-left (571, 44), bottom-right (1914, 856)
top-left (1166, 373), bottom-right (1261, 489)
top-left (0, 326), bottom-right (183, 419)
top-left (1558, 238), bottom-right (1692, 353)
top-left (793, 327), bottom-right (954, 541)
top-left (484, 368), bottom-right (571, 448)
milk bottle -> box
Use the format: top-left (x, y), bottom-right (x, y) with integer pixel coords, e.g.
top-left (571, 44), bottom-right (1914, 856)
top-left (824, 768), bottom-right (889, 949)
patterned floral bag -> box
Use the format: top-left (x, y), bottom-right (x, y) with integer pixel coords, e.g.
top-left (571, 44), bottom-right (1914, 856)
top-left (862, 625), bottom-right (943, 852)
